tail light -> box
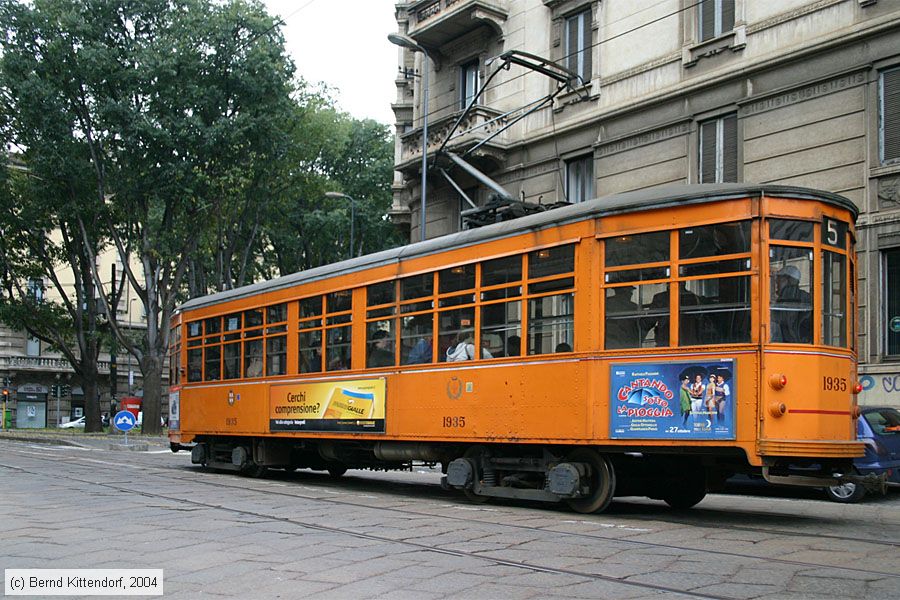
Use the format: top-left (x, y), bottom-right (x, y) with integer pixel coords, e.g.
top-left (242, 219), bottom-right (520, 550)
top-left (853, 382), bottom-right (863, 394)
top-left (768, 373), bottom-right (787, 390)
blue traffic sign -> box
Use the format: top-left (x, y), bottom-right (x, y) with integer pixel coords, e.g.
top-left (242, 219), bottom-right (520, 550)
top-left (113, 410), bottom-right (136, 432)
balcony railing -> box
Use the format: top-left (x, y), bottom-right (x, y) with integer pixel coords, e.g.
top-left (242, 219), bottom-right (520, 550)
top-left (0, 356), bottom-right (111, 373)
top-left (399, 105), bottom-right (510, 169)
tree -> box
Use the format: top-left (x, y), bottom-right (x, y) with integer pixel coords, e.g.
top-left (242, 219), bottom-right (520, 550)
top-left (0, 0), bottom-right (296, 434)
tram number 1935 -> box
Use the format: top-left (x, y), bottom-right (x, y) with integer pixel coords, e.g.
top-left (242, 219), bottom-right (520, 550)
top-left (442, 416), bottom-right (465, 428)
top-left (822, 376), bottom-right (847, 392)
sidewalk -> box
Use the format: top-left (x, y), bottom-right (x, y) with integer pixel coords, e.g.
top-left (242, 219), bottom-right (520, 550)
top-left (0, 429), bottom-right (170, 452)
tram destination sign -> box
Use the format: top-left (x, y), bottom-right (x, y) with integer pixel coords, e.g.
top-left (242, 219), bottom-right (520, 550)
top-left (269, 378), bottom-right (386, 433)
top-left (610, 359), bottom-right (735, 440)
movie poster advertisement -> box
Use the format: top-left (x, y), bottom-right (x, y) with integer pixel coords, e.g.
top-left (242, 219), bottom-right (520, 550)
top-left (269, 378), bottom-right (386, 433)
top-left (610, 360), bottom-right (735, 440)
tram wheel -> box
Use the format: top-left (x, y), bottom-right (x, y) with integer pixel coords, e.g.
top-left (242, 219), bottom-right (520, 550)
top-left (662, 474), bottom-right (707, 509)
top-left (564, 448), bottom-right (615, 514)
top-left (242, 464), bottom-right (268, 478)
top-left (327, 465), bottom-right (348, 478)
top-left (462, 446), bottom-right (491, 504)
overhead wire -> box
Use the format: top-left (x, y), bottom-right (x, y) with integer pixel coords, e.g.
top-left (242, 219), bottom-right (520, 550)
top-left (405, 0), bottom-right (706, 126)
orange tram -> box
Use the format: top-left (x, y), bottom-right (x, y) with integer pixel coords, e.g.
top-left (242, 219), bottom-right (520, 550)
top-left (168, 184), bottom-right (866, 513)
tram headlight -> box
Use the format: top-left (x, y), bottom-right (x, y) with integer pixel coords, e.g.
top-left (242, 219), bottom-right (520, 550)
top-left (768, 373), bottom-right (787, 390)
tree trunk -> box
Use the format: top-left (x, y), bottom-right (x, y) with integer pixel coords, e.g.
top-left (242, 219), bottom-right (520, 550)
top-left (139, 352), bottom-right (164, 436)
top-left (81, 367), bottom-right (102, 433)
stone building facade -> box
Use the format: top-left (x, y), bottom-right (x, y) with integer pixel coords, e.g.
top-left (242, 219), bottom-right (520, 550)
top-left (390, 0), bottom-right (900, 407)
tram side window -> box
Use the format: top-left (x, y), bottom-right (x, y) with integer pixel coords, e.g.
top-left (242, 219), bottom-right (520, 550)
top-left (528, 245), bottom-right (575, 354)
top-left (481, 255), bottom-right (523, 358)
top-left (298, 296), bottom-right (323, 373)
top-left (243, 308), bottom-right (264, 378)
top-left (400, 273), bottom-right (435, 365)
top-left (604, 232), bottom-right (670, 349)
top-left (325, 290), bottom-right (353, 371)
top-left (822, 250), bottom-right (847, 347)
top-left (367, 281), bottom-right (396, 368)
top-left (770, 247), bottom-right (813, 344)
top-left (169, 325), bottom-right (181, 385)
top-left (265, 303), bottom-right (288, 376)
top-left (223, 313), bottom-right (241, 379)
top-left (679, 222), bottom-right (751, 345)
top-left (203, 317), bottom-right (222, 381)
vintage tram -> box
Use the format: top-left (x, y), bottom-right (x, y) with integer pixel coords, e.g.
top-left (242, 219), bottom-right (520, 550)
top-left (168, 184), bottom-right (864, 512)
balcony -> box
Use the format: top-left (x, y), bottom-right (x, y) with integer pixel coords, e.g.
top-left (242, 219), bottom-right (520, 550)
top-left (406, 0), bottom-right (508, 48)
top-left (0, 355), bottom-right (111, 374)
top-left (397, 105), bottom-right (510, 173)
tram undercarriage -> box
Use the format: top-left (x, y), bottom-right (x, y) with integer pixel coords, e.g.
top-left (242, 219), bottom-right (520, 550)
top-left (173, 437), bottom-right (804, 513)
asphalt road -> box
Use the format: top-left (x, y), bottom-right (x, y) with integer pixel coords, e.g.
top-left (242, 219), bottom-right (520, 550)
top-left (1, 437), bottom-right (898, 599)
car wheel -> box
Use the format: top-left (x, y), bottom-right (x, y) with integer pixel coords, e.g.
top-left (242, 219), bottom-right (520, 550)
top-left (826, 481), bottom-right (866, 503)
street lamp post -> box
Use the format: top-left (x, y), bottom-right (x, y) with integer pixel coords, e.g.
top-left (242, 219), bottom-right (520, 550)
top-left (388, 33), bottom-right (430, 242)
top-left (324, 192), bottom-right (356, 259)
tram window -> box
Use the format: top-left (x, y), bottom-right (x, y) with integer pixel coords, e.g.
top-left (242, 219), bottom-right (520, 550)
top-left (822, 250), bottom-right (847, 347)
top-left (529, 244), bottom-right (575, 279)
top-left (367, 281), bottom-right (395, 307)
top-left (244, 338), bottom-right (263, 378)
top-left (367, 320), bottom-right (396, 368)
top-left (401, 314), bottom-right (434, 365)
top-left (482, 301), bottom-right (522, 357)
top-left (439, 308), bottom-right (478, 361)
top-left (325, 326), bottom-right (351, 371)
top-left (244, 308), bottom-right (263, 330)
top-left (223, 342), bottom-right (240, 379)
top-left (266, 336), bottom-right (287, 376)
top-left (770, 247), bottom-right (813, 343)
top-left (204, 345), bottom-right (221, 381)
top-left (298, 331), bottom-right (322, 373)
top-left (299, 296), bottom-right (323, 319)
top-left (187, 321), bottom-right (201, 338)
top-left (327, 290), bottom-right (352, 314)
top-left (224, 313), bottom-right (241, 341)
top-left (680, 221), bottom-right (750, 260)
top-left (204, 317), bottom-right (221, 340)
top-left (440, 264), bottom-right (475, 294)
top-left (401, 273), bottom-right (433, 301)
top-left (679, 259), bottom-right (749, 277)
top-left (481, 254), bottom-right (522, 301)
top-left (187, 348), bottom-right (202, 382)
top-left (679, 277), bottom-right (751, 345)
top-left (529, 276), bottom-right (574, 295)
top-left (605, 231), bottom-right (668, 267)
top-left (266, 303), bottom-right (287, 326)
top-left (606, 267), bottom-right (667, 284)
top-left (770, 219), bottom-right (814, 243)
top-left (482, 255), bottom-right (522, 288)
top-left (528, 293), bottom-right (574, 354)
top-left (637, 283), bottom-right (670, 348)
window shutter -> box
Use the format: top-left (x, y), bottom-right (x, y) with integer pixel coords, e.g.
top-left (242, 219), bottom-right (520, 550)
top-left (699, 0), bottom-right (715, 42)
top-left (883, 68), bottom-right (900, 164)
top-left (581, 10), bottom-right (592, 84)
top-left (721, 0), bottom-right (735, 35)
top-left (566, 14), bottom-right (579, 74)
top-left (722, 113), bottom-right (738, 182)
top-left (700, 120), bottom-right (717, 183)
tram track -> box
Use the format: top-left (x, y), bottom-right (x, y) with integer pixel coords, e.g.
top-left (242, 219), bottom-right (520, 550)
top-left (3, 441), bottom-right (899, 587)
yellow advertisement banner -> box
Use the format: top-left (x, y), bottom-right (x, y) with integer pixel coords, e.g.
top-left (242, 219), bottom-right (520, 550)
top-left (269, 378), bottom-right (386, 433)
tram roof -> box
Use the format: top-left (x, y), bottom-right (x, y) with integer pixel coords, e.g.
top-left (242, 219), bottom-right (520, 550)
top-left (179, 183), bottom-right (856, 313)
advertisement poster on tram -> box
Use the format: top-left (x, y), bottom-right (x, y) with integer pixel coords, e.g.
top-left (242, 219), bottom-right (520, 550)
top-left (269, 378), bottom-right (386, 433)
top-left (610, 360), bottom-right (735, 440)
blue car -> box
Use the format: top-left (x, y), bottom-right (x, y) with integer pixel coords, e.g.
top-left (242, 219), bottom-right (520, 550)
top-left (826, 406), bottom-right (900, 503)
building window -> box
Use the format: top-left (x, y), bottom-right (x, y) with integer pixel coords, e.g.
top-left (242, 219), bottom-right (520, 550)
top-left (27, 278), bottom-right (43, 303)
top-left (885, 248), bottom-right (900, 356)
top-left (880, 67), bottom-right (900, 165)
top-left (460, 60), bottom-right (479, 109)
top-left (699, 114), bottom-right (737, 183)
top-left (699, 0), bottom-right (735, 42)
top-left (564, 8), bottom-right (592, 84)
top-left (565, 154), bottom-right (594, 203)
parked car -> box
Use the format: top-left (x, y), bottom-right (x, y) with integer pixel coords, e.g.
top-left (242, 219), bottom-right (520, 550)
top-left (58, 416), bottom-right (85, 429)
top-left (825, 406), bottom-right (900, 503)
top-left (727, 406), bottom-right (900, 503)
